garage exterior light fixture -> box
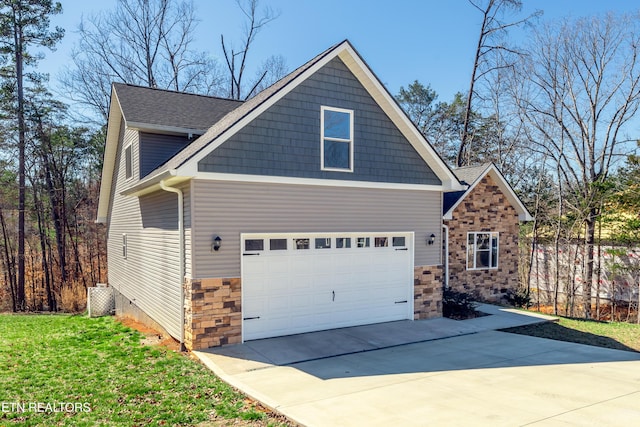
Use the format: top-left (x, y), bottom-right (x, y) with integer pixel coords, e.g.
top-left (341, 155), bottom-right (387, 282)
top-left (427, 233), bottom-right (436, 246)
top-left (212, 235), bottom-right (222, 252)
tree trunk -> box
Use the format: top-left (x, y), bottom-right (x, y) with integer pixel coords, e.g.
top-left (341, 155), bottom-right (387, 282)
top-left (583, 211), bottom-right (597, 319)
top-left (595, 214), bottom-right (603, 320)
top-left (14, 14), bottom-right (26, 311)
top-left (0, 206), bottom-right (17, 312)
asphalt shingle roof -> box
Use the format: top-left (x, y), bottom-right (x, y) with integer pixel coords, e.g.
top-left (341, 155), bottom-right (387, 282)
top-left (442, 163), bottom-right (492, 215)
top-left (452, 163), bottom-right (491, 186)
top-left (113, 83), bottom-right (243, 132)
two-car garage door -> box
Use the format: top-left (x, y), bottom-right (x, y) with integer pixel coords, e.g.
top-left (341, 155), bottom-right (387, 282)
top-left (241, 232), bottom-right (414, 341)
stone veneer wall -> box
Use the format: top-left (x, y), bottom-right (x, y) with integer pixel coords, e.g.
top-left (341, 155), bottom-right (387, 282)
top-left (185, 265), bottom-right (445, 349)
top-left (445, 174), bottom-right (519, 301)
top-left (184, 278), bottom-right (242, 350)
top-left (414, 265), bottom-right (443, 319)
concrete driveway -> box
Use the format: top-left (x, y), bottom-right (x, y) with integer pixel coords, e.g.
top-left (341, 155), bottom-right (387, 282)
top-left (195, 306), bottom-right (640, 426)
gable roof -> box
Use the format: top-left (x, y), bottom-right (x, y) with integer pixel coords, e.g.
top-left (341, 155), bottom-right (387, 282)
top-left (443, 163), bottom-right (533, 221)
top-left (97, 40), bottom-right (464, 222)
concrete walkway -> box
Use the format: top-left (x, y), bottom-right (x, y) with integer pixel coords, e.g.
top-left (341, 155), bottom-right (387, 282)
top-left (194, 305), bottom-right (640, 426)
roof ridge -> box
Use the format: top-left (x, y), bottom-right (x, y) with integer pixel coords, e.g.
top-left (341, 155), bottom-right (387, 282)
top-left (453, 162), bottom-right (492, 170)
top-left (112, 82), bottom-right (244, 104)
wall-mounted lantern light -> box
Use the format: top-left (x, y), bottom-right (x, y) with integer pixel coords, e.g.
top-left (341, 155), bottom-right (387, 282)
top-left (427, 233), bottom-right (436, 246)
top-left (212, 235), bottom-right (222, 252)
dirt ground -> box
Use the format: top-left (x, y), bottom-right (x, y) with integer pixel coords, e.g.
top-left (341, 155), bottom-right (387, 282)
top-left (116, 316), bottom-right (181, 350)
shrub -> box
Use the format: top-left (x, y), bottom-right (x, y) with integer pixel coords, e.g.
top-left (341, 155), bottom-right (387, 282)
top-left (443, 289), bottom-right (478, 319)
top-left (504, 287), bottom-right (531, 308)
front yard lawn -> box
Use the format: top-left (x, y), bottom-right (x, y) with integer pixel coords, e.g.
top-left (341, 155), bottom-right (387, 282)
top-left (501, 316), bottom-right (640, 353)
top-left (0, 314), bottom-right (290, 426)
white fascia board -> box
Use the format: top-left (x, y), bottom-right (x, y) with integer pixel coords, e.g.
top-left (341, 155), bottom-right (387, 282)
top-left (443, 164), bottom-right (533, 221)
top-left (483, 164), bottom-right (533, 221)
top-left (336, 46), bottom-right (464, 192)
top-left (125, 121), bottom-right (205, 137)
top-left (176, 41), bottom-right (463, 193)
top-left (195, 172), bottom-right (444, 192)
top-left (96, 88), bottom-right (123, 223)
top-left (177, 44), bottom-right (346, 174)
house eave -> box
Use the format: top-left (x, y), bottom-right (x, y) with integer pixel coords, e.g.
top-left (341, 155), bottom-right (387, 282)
top-left (125, 121), bottom-right (206, 137)
top-left (120, 170), bottom-right (191, 197)
top-left (96, 87), bottom-right (123, 223)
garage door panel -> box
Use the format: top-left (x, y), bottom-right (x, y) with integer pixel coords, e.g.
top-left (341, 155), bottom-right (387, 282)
top-left (242, 232), bottom-right (414, 341)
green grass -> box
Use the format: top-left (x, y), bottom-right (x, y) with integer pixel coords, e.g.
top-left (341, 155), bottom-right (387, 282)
top-left (0, 314), bottom-right (288, 426)
top-left (501, 316), bottom-right (640, 353)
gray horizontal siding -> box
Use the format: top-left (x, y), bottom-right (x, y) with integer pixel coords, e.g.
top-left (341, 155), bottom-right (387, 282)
top-left (183, 182), bottom-right (192, 279)
top-left (198, 57), bottom-right (440, 186)
top-left (191, 179), bottom-right (442, 279)
top-left (139, 132), bottom-right (190, 178)
top-left (107, 126), bottom-right (184, 339)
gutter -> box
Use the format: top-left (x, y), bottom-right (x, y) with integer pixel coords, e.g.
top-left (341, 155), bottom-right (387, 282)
top-left (159, 180), bottom-right (185, 351)
top-left (442, 224), bottom-right (449, 288)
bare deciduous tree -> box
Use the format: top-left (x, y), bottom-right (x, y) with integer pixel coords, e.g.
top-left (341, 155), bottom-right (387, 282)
top-left (515, 12), bottom-right (640, 318)
top-left (221, 0), bottom-right (282, 100)
top-left (458, 0), bottom-right (541, 167)
top-left (61, 0), bottom-right (224, 123)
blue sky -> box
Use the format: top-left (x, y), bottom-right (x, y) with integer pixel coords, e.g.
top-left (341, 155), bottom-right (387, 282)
top-left (42, 0), bottom-right (639, 103)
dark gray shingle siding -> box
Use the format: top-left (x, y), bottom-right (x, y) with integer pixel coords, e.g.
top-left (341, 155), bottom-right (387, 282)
top-left (198, 58), bottom-right (441, 185)
top-left (139, 132), bottom-right (190, 178)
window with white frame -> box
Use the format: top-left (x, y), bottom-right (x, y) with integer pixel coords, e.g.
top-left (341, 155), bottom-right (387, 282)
top-left (321, 106), bottom-right (353, 171)
top-left (467, 232), bottom-right (499, 269)
top-left (125, 145), bottom-right (133, 179)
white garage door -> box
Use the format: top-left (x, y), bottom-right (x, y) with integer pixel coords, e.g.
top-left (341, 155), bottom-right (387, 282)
top-left (241, 232), bottom-right (414, 341)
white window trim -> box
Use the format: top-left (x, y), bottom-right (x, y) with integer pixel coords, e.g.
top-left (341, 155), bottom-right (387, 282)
top-left (124, 144), bottom-right (133, 181)
top-left (466, 232), bottom-right (499, 270)
top-left (320, 106), bottom-right (354, 172)
top-left (122, 233), bottom-right (128, 259)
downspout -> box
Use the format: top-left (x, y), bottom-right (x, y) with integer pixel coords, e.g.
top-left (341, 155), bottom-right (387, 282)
top-left (159, 180), bottom-right (185, 351)
top-left (442, 224), bottom-right (449, 288)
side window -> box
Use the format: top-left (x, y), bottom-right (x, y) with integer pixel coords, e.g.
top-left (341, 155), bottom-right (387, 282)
top-left (467, 232), bottom-right (499, 270)
top-left (125, 145), bottom-right (133, 179)
top-left (321, 106), bottom-right (353, 172)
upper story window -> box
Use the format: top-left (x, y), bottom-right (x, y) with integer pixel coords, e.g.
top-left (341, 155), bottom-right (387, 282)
top-left (125, 145), bottom-right (133, 180)
top-left (467, 232), bottom-right (499, 270)
top-left (321, 106), bottom-right (353, 172)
